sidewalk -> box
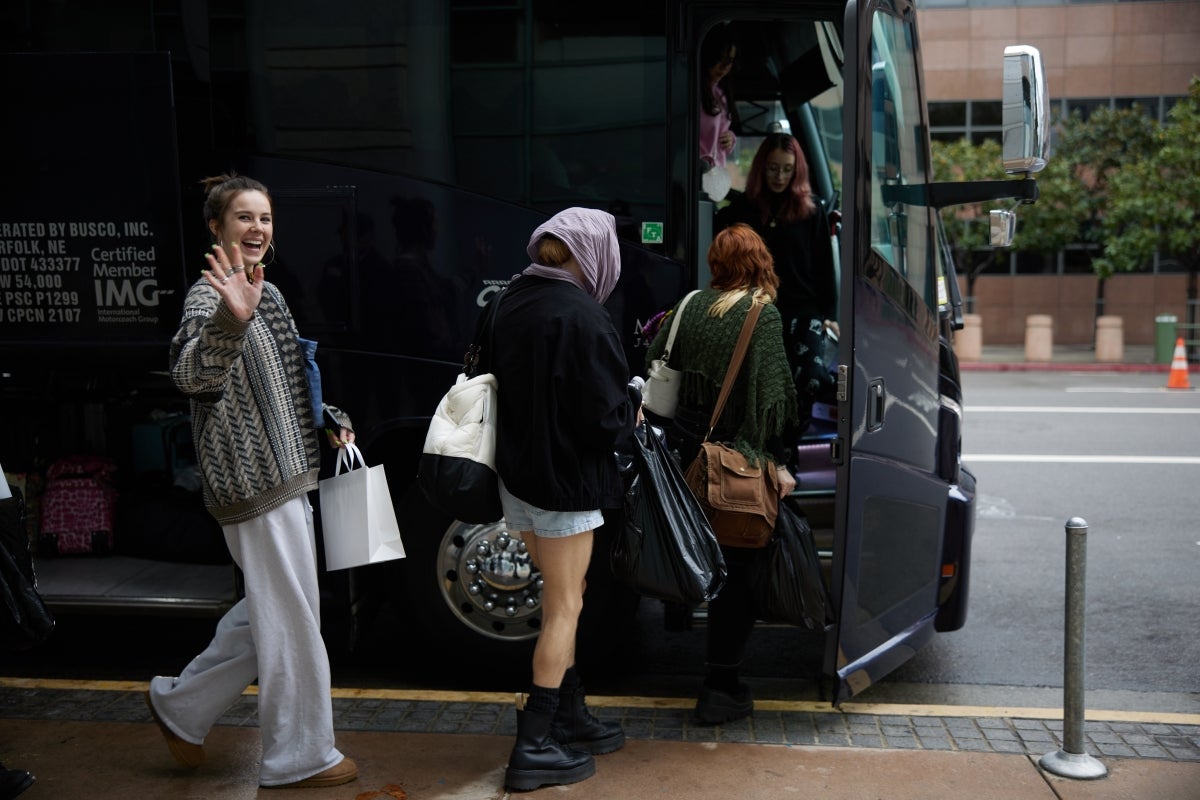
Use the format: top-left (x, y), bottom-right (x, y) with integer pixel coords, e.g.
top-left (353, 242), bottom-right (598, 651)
top-left (2, 683), bottom-right (1198, 799)
top-left (961, 343), bottom-right (1182, 373)
top-left (4, 717), bottom-right (1199, 800)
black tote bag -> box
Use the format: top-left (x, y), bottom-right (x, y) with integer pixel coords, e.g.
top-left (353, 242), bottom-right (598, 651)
top-left (750, 500), bottom-right (832, 630)
top-left (612, 422), bottom-right (726, 606)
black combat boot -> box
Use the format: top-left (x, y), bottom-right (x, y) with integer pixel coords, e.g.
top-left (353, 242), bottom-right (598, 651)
top-left (0, 763), bottom-right (34, 799)
top-left (550, 683), bottom-right (626, 755)
top-left (504, 693), bottom-right (595, 792)
top-left (694, 662), bottom-right (754, 725)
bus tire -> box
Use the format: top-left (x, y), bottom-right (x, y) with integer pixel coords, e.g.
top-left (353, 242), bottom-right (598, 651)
top-left (387, 485), bottom-right (639, 679)
top-left (389, 483), bottom-right (538, 674)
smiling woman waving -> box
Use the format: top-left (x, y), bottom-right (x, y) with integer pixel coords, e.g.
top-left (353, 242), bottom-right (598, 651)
top-left (145, 174), bottom-right (359, 790)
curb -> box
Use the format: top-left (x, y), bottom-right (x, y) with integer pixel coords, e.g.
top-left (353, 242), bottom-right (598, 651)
top-left (959, 362), bottom-right (1176, 373)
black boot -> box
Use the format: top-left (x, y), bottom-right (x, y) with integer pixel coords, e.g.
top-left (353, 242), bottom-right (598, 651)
top-left (505, 698), bottom-right (595, 792)
top-left (694, 663), bottom-right (754, 725)
top-left (0, 763), bottom-right (35, 800)
top-left (551, 684), bottom-right (626, 754)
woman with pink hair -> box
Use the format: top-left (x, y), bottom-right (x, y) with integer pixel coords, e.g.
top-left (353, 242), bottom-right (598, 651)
top-left (717, 133), bottom-right (837, 428)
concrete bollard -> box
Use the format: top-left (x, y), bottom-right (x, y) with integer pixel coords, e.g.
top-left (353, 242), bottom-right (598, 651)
top-left (955, 313), bottom-right (983, 362)
top-left (1094, 316), bottom-right (1124, 363)
top-left (1039, 518), bottom-right (1108, 780)
top-left (1025, 314), bottom-right (1053, 362)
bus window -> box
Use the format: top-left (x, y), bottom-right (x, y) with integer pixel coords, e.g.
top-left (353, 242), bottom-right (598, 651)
top-left (218, 2), bottom-right (669, 245)
top-left (867, 9), bottom-right (932, 309)
top-left (456, 5), bottom-right (670, 237)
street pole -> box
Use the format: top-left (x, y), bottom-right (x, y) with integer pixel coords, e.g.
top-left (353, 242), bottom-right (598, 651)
top-left (1039, 517), bottom-right (1108, 780)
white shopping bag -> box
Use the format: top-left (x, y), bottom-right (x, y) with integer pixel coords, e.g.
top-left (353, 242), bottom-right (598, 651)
top-left (318, 443), bottom-right (406, 571)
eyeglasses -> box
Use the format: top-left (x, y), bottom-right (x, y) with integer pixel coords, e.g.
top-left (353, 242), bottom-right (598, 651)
top-left (766, 164), bottom-right (795, 176)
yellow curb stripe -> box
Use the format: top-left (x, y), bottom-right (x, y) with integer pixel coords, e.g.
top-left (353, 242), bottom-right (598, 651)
top-left (3, 677), bottom-right (1196, 726)
top-left (827, 702), bottom-right (1200, 726)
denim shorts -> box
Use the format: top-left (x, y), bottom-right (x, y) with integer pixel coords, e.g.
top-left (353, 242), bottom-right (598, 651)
top-left (498, 478), bottom-right (602, 538)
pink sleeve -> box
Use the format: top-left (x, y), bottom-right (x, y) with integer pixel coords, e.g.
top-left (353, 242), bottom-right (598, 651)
top-left (699, 108), bottom-right (721, 166)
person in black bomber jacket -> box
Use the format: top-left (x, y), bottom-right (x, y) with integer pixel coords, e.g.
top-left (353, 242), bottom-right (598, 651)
top-left (491, 208), bottom-right (641, 792)
top-left (146, 175), bottom-right (358, 790)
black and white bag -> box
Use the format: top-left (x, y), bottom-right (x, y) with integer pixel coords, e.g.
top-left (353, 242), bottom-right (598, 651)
top-left (418, 288), bottom-right (505, 523)
top-left (643, 290), bottom-right (700, 419)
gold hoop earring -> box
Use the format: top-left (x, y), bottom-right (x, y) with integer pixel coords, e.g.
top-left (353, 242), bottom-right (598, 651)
top-left (264, 241), bottom-right (277, 266)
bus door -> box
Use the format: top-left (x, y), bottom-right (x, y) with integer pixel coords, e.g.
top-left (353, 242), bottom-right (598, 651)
top-left (827, 0), bottom-right (948, 705)
top-left (677, 3), bottom-right (844, 286)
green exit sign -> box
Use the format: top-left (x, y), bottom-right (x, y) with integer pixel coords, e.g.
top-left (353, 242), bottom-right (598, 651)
top-left (640, 221), bottom-right (663, 244)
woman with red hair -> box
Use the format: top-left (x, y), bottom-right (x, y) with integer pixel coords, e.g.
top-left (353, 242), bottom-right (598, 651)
top-left (644, 223), bottom-right (798, 725)
top-left (717, 133), bottom-right (837, 428)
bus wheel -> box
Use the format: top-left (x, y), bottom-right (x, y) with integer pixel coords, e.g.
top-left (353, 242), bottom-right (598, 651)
top-left (394, 485), bottom-right (540, 665)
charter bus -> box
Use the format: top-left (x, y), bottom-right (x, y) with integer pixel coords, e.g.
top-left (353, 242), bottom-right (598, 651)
top-left (0, 0), bottom-right (1048, 703)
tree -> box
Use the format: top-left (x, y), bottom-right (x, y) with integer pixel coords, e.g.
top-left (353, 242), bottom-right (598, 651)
top-left (931, 137), bottom-right (1005, 311)
top-left (1097, 78), bottom-right (1200, 328)
top-left (1007, 140), bottom-right (1086, 269)
top-left (1029, 107), bottom-right (1159, 321)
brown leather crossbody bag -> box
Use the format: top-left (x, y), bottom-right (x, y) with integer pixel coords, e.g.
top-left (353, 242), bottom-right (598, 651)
top-left (683, 301), bottom-right (779, 548)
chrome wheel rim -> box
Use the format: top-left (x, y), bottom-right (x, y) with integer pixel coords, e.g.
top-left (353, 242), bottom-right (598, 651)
top-left (434, 519), bottom-right (543, 642)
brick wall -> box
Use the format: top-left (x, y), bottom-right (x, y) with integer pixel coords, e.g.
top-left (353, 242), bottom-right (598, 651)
top-left (922, 2), bottom-right (1200, 101)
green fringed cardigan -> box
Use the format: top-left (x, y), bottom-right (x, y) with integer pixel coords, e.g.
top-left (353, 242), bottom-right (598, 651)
top-left (645, 289), bottom-right (798, 466)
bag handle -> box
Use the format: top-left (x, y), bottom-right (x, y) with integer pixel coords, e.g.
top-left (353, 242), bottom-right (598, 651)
top-left (704, 299), bottom-right (764, 442)
top-left (463, 286), bottom-right (507, 378)
top-left (334, 442), bottom-right (367, 476)
top-left (660, 290), bottom-right (701, 362)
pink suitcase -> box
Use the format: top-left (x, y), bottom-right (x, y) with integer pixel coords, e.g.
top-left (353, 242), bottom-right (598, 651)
top-left (39, 456), bottom-right (119, 555)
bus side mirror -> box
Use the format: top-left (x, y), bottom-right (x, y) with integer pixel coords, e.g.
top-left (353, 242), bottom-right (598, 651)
top-left (1002, 45), bottom-right (1050, 175)
top-left (990, 209), bottom-right (1017, 247)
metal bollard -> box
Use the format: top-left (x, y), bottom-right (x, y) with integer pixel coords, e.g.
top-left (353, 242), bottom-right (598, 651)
top-left (1039, 517), bottom-right (1108, 779)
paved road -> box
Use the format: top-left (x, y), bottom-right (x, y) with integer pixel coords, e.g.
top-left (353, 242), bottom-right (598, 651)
top-left (884, 371), bottom-right (1200, 710)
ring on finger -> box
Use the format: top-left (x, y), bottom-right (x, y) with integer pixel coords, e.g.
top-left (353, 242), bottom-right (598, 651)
top-left (231, 265), bottom-right (245, 273)
top-left (220, 276), bottom-right (229, 284)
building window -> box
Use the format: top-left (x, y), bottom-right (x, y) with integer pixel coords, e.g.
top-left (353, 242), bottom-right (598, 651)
top-left (928, 101), bottom-right (965, 128)
top-left (928, 99), bottom-right (1002, 143)
top-left (970, 100), bottom-right (1001, 127)
top-left (1064, 98), bottom-right (1109, 121)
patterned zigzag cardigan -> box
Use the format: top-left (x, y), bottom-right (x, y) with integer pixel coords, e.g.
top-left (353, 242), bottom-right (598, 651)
top-left (169, 280), bottom-right (351, 525)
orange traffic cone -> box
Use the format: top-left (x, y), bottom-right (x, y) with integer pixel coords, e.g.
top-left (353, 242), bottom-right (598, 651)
top-left (1167, 337), bottom-right (1191, 390)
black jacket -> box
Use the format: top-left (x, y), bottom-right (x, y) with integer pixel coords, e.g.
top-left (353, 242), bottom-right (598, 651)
top-left (491, 276), bottom-right (636, 512)
top-left (716, 196), bottom-right (836, 322)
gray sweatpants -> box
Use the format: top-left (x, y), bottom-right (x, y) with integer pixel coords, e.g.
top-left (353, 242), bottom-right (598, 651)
top-left (148, 496), bottom-right (342, 786)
